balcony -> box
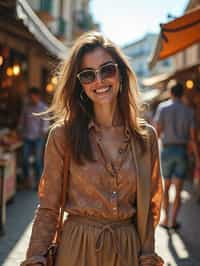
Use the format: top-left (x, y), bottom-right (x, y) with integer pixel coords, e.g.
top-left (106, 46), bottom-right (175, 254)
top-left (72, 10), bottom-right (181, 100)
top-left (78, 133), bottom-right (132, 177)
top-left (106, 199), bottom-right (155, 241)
top-left (37, 0), bottom-right (54, 23)
top-left (74, 10), bottom-right (94, 31)
top-left (57, 17), bottom-right (67, 39)
top-left (39, 0), bottom-right (52, 12)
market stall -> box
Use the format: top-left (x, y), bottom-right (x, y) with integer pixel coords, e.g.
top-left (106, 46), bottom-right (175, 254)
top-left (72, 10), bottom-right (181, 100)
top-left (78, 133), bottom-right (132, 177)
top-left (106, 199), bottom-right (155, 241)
top-left (0, 129), bottom-right (22, 235)
top-left (0, 129), bottom-right (22, 202)
top-left (142, 2), bottom-right (200, 197)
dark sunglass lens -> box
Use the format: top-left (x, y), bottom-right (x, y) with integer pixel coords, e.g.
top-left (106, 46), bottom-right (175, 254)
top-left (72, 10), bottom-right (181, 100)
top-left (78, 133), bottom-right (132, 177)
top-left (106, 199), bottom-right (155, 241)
top-left (101, 64), bottom-right (116, 79)
top-left (79, 71), bottom-right (95, 84)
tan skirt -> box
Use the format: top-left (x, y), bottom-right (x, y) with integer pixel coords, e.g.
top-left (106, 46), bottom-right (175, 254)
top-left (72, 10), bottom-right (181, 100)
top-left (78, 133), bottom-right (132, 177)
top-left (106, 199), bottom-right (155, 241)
top-left (55, 215), bottom-right (140, 266)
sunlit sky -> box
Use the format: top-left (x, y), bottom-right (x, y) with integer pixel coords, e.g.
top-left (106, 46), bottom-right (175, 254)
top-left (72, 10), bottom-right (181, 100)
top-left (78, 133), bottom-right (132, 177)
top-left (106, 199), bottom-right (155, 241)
top-left (90, 0), bottom-right (189, 47)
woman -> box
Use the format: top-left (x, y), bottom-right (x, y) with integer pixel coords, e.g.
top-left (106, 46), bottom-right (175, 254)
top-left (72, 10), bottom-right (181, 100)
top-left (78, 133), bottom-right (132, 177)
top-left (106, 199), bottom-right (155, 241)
top-left (21, 31), bottom-right (163, 266)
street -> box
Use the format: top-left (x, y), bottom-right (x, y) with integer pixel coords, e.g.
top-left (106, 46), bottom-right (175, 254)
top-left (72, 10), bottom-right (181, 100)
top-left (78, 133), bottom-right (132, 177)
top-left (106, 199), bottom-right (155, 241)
top-left (0, 180), bottom-right (200, 266)
top-left (0, 0), bottom-right (200, 265)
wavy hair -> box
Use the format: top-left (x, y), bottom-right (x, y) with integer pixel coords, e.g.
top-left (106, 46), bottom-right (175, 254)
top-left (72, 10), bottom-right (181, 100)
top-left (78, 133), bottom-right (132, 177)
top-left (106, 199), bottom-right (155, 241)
top-left (46, 31), bottom-right (147, 164)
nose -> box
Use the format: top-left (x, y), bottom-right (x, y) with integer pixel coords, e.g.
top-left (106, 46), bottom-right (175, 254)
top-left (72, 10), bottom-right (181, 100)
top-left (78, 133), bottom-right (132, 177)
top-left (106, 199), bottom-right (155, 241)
top-left (95, 70), bottom-right (104, 84)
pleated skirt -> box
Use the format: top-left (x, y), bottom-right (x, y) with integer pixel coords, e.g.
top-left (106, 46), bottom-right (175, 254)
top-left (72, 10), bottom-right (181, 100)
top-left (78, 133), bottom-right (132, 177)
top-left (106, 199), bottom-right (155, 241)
top-left (55, 215), bottom-right (140, 266)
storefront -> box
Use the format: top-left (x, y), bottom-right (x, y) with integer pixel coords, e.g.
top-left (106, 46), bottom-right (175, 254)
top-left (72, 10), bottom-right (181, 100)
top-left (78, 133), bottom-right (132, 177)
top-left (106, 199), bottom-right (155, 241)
top-left (142, 63), bottom-right (200, 135)
top-left (143, 4), bottom-right (200, 139)
top-left (142, 4), bottom-right (200, 198)
top-left (0, 0), bottom-right (68, 234)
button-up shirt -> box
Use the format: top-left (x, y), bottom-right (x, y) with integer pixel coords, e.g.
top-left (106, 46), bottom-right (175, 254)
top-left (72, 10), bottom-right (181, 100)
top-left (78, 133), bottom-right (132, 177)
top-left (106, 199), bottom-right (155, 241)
top-left (22, 121), bottom-right (163, 266)
top-left (65, 121), bottom-right (137, 220)
top-left (154, 99), bottom-right (195, 145)
top-left (18, 101), bottom-right (49, 140)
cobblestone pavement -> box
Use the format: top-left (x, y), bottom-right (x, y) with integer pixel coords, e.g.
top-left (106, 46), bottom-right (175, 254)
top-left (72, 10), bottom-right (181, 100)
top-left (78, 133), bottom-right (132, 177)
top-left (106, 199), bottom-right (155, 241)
top-left (0, 180), bottom-right (200, 266)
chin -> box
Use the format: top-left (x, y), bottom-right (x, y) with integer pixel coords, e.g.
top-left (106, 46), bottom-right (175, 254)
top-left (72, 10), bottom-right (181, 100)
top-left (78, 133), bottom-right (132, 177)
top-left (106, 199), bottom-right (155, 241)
top-left (94, 96), bottom-right (117, 105)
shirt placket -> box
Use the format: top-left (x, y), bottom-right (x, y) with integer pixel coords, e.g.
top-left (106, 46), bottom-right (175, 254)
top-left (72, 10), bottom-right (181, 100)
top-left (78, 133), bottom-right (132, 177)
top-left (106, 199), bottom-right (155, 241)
top-left (95, 134), bottom-right (130, 217)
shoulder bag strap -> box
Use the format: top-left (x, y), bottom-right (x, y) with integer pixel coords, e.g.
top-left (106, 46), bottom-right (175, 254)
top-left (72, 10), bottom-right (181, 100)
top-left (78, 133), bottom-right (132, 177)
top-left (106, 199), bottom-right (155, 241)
top-left (55, 153), bottom-right (70, 244)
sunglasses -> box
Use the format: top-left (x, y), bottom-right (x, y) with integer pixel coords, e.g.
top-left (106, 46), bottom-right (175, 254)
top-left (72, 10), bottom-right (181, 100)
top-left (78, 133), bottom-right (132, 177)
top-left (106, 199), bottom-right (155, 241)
top-left (77, 63), bottom-right (118, 85)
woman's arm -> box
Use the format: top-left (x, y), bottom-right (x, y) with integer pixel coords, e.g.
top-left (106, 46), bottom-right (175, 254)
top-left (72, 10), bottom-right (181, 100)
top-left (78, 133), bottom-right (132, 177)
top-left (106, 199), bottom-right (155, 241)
top-left (139, 127), bottom-right (164, 266)
top-left (21, 124), bottom-right (67, 266)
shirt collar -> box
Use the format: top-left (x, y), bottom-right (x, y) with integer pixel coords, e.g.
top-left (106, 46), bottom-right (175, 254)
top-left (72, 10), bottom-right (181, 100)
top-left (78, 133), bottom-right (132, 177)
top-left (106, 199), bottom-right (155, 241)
top-left (88, 119), bottom-right (131, 140)
top-left (172, 98), bottom-right (182, 103)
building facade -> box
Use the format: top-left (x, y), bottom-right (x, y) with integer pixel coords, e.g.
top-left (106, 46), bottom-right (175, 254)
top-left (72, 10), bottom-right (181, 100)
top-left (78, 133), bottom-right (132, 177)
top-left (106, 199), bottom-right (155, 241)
top-left (122, 33), bottom-right (174, 88)
top-left (173, 0), bottom-right (200, 70)
top-left (26, 0), bottom-right (98, 43)
top-left (0, 0), bottom-right (68, 129)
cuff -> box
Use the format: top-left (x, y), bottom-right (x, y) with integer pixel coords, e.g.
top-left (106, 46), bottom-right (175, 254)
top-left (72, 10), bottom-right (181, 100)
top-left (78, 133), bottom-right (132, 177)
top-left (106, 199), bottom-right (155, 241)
top-left (139, 253), bottom-right (164, 266)
top-left (20, 255), bottom-right (46, 266)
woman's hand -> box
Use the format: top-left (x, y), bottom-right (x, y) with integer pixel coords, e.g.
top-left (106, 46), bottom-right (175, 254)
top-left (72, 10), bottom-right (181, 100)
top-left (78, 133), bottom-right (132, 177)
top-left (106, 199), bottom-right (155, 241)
top-left (139, 253), bottom-right (164, 266)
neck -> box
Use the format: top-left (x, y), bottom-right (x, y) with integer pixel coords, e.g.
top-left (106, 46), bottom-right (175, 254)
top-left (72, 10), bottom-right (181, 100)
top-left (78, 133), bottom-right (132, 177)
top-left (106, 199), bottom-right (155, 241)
top-left (171, 95), bottom-right (182, 101)
top-left (94, 102), bottom-right (119, 128)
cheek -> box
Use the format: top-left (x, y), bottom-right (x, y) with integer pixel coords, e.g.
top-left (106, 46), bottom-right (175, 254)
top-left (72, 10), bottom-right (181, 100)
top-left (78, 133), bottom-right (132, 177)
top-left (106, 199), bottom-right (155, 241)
top-left (82, 85), bottom-right (93, 98)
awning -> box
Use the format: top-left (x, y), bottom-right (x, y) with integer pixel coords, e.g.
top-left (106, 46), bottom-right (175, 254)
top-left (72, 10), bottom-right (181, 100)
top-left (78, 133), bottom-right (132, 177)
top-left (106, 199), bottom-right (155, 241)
top-left (142, 72), bottom-right (173, 87)
top-left (0, 0), bottom-right (68, 59)
top-left (140, 88), bottom-right (161, 102)
top-left (142, 63), bottom-right (200, 87)
top-left (140, 88), bottom-right (170, 103)
top-left (149, 7), bottom-right (200, 69)
top-left (16, 0), bottom-right (68, 59)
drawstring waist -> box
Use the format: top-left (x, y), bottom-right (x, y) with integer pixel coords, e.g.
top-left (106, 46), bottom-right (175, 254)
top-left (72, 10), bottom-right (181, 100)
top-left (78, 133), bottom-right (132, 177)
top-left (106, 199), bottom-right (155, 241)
top-left (65, 215), bottom-right (135, 266)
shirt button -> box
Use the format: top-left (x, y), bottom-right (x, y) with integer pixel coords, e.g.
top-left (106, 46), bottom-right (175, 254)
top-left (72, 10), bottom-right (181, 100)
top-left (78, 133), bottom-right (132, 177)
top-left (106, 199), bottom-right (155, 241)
top-left (118, 148), bottom-right (123, 154)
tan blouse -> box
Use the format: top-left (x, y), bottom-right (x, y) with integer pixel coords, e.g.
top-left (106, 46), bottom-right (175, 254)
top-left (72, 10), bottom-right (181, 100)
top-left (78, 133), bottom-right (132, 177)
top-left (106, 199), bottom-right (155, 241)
top-left (22, 121), bottom-right (163, 266)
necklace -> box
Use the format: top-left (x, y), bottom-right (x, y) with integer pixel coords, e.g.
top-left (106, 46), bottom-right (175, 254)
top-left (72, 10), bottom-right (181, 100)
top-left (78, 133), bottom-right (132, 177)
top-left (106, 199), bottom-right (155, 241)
top-left (93, 129), bottom-right (130, 178)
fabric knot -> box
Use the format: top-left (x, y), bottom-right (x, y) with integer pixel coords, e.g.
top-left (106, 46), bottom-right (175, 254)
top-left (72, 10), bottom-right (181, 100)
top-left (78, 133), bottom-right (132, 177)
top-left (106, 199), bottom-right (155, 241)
top-left (95, 224), bottom-right (126, 265)
top-left (96, 225), bottom-right (116, 252)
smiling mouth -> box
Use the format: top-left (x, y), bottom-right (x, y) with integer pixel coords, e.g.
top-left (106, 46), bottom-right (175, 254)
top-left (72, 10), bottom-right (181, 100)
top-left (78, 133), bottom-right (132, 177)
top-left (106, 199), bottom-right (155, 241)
top-left (94, 86), bottom-right (111, 94)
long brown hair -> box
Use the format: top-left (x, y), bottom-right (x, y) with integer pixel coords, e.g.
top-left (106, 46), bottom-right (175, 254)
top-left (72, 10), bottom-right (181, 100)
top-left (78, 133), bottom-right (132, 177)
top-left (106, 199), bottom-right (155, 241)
top-left (47, 31), bottom-right (147, 164)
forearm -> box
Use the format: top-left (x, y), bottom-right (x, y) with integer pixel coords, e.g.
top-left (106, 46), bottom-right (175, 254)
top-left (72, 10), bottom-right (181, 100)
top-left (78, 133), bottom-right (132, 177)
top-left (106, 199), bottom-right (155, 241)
top-left (21, 206), bottom-right (59, 265)
top-left (190, 128), bottom-right (200, 164)
top-left (191, 141), bottom-right (200, 162)
top-left (27, 207), bottom-right (58, 256)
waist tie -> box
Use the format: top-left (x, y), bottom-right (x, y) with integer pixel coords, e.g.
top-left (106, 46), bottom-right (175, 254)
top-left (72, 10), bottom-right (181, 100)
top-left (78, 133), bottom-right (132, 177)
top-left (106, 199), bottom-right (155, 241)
top-left (66, 215), bottom-right (134, 266)
top-left (95, 223), bottom-right (120, 252)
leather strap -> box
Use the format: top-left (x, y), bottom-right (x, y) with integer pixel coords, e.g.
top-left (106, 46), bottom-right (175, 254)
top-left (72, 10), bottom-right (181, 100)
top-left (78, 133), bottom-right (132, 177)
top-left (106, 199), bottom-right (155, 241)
top-left (55, 153), bottom-right (70, 244)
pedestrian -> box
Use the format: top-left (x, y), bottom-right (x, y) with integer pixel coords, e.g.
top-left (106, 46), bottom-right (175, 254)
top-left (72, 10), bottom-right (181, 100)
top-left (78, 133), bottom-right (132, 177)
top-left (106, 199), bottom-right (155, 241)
top-left (21, 31), bottom-right (163, 266)
top-left (154, 80), bottom-right (200, 230)
top-left (18, 87), bottom-right (49, 189)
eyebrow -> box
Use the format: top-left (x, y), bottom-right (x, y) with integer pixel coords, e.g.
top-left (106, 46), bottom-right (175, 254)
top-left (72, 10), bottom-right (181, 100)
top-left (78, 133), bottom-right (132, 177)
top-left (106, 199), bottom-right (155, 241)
top-left (80, 60), bottom-right (114, 71)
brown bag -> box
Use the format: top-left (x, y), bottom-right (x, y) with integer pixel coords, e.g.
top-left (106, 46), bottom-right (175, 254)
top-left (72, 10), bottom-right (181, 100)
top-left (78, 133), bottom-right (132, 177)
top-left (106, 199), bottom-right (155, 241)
top-left (45, 154), bottom-right (70, 266)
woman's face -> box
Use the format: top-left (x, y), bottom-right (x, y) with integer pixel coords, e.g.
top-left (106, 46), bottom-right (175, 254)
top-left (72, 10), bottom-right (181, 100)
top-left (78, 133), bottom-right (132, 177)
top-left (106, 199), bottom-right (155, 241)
top-left (78, 47), bottom-right (120, 108)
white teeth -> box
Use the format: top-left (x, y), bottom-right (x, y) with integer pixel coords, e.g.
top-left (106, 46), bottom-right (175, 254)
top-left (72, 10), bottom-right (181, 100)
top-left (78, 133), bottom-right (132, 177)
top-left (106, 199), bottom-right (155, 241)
top-left (95, 87), bottom-right (110, 94)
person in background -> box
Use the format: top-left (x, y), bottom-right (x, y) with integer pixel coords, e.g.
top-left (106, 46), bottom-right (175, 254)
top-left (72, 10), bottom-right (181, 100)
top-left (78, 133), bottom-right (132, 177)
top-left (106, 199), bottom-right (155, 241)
top-left (21, 31), bottom-right (163, 266)
top-left (18, 87), bottom-right (49, 189)
top-left (154, 80), bottom-right (200, 230)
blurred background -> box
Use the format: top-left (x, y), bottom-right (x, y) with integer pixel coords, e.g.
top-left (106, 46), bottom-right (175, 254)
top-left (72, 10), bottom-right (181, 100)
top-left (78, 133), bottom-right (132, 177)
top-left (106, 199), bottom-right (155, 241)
top-left (0, 0), bottom-right (200, 265)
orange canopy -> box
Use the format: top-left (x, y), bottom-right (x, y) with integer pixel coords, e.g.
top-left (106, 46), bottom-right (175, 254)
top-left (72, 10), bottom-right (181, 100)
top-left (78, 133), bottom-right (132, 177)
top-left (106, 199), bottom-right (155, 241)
top-left (149, 7), bottom-right (200, 69)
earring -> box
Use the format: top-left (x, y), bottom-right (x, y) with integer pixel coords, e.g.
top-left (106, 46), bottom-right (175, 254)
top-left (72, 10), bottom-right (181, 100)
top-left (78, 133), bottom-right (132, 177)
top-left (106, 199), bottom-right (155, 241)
top-left (80, 89), bottom-right (88, 102)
